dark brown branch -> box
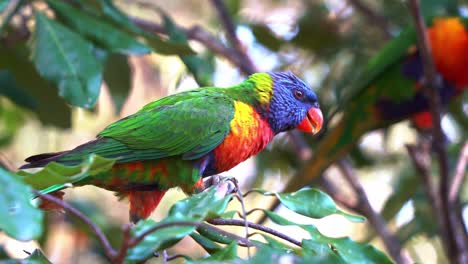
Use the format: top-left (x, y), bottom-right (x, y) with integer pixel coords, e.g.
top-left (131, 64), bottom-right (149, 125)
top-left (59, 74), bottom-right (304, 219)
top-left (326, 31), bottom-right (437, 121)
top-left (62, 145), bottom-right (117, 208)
top-left (130, 17), bottom-right (254, 75)
top-left (408, 1), bottom-right (468, 263)
top-left (210, 0), bottom-right (257, 74)
top-left (406, 142), bottom-right (443, 232)
top-left (33, 191), bottom-right (118, 260)
top-left (337, 159), bottom-right (411, 264)
top-left (347, 0), bottom-right (392, 39)
top-left (208, 218), bottom-right (302, 247)
top-left (449, 142), bottom-right (468, 202)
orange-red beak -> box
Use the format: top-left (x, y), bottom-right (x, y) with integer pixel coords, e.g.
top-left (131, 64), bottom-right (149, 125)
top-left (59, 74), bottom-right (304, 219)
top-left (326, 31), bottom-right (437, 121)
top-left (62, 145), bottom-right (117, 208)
top-left (296, 107), bottom-right (323, 134)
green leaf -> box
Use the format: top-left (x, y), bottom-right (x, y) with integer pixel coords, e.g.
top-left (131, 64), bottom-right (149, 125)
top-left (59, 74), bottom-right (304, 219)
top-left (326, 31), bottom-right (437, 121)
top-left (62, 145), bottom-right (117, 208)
top-left (127, 185), bottom-right (233, 263)
top-left (103, 54), bottom-right (131, 113)
top-left (260, 234), bottom-right (293, 252)
top-left (302, 239), bottom-right (344, 264)
top-left (190, 233), bottom-right (223, 254)
top-left (203, 242), bottom-right (238, 261)
top-left (254, 188), bottom-right (364, 222)
top-left (0, 70), bottom-right (37, 109)
top-left (0, 168), bottom-right (43, 241)
top-left (278, 188), bottom-right (365, 222)
top-left (126, 217), bottom-right (197, 263)
top-left (263, 211), bottom-right (392, 264)
top-left (247, 244), bottom-right (300, 264)
top-left (30, 12), bottom-right (102, 109)
top-left (0, 44), bottom-right (71, 128)
top-left (196, 224), bottom-right (236, 245)
top-left (17, 154), bottom-right (115, 191)
top-left (168, 185), bottom-right (233, 220)
top-left (75, 0), bottom-right (195, 55)
top-left (47, 0), bottom-right (151, 55)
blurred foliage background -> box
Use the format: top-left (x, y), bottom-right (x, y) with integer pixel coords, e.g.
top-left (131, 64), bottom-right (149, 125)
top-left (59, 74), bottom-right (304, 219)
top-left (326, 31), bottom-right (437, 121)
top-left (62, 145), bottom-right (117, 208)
top-left (0, 0), bottom-right (467, 263)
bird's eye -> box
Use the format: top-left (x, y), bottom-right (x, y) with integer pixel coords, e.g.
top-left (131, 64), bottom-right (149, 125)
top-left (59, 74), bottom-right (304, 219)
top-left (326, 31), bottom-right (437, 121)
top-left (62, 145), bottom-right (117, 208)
top-left (294, 89), bottom-right (304, 100)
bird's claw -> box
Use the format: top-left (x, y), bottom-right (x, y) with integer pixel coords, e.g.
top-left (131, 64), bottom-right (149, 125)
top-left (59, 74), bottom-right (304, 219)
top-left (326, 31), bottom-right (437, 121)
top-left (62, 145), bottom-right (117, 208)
top-left (196, 175), bottom-right (238, 197)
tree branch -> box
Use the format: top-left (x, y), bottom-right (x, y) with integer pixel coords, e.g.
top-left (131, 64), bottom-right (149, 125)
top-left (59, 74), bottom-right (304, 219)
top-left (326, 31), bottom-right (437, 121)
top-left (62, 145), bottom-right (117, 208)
top-left (405, 142), bottom-right (443, 230)
top-left (33, 191), bottom-right (118, 260)
top-left (210, 0), bottom-right (257, 74)
top-left (337, 159), bottom-right (411, 264)
top-left (130, 17), bottom-right (254, 75)
top-left (407, 1), bottom-right (468, 263)
top-left (208, 218), bottom-right (302, 247)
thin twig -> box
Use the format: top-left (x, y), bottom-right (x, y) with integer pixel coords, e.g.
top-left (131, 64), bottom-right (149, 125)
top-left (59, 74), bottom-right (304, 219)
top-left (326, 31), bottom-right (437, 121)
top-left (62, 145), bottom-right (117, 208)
top-left (408, 1), bottom-right (468, 263)
top-left (208, 218), bottom-right (302, 247)
top-left (33, 191), bottom-right (118, 260)
top-left (235, 186), bottom-right (251, 257)
top-left (449, 142), bottom-right (468, 202)
top-left (210, 0), bottom-right (257, 74)
top-left (166, 254), bottom-right (188, 262)
top-left (337, 159), bottom-right (411, 264)
top-left (162, 250), bottom-right (168, 264)
top-left (346, 0), bottom-right (392, 39)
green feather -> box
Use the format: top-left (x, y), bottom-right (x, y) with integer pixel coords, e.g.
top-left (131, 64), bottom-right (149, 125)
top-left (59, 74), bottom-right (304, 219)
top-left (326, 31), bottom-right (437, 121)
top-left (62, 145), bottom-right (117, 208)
top-left (54, 88), bottom-right (236, 164)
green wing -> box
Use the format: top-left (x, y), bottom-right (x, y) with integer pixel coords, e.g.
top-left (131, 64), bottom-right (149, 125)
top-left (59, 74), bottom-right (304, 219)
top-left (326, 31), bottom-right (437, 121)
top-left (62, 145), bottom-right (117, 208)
top-left (54, 88), bottom-right (234, 164)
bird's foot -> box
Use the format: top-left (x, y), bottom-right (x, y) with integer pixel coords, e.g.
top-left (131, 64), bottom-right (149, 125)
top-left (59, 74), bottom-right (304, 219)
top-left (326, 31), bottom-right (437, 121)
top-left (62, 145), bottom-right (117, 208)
top-left (197, 175), bottom-right (238, 196)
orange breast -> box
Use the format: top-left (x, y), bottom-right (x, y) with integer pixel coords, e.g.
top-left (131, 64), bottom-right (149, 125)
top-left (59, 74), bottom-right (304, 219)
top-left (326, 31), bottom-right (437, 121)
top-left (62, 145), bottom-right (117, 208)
top-left (213, 101), bottom-right (274, 172)
top-left (429, 18), bottom-right (468, 90)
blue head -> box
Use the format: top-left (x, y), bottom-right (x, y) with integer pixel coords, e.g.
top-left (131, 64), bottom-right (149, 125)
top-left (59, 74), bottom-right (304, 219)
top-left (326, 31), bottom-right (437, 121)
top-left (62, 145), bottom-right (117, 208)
top-left (266, 72), bottom-right (323, 134)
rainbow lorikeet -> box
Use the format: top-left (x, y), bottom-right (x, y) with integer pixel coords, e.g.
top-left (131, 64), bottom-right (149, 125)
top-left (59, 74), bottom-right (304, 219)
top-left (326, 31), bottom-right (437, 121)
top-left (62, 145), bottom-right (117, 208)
top-left (20, 72), bottom-right (323, 223)
top-left (281, 17), bottom-right (468, 194)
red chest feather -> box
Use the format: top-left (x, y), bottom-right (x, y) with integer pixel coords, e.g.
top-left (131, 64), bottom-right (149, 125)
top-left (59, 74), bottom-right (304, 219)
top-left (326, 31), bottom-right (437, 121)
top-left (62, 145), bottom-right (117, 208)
top-left (213, 101), bottom-right (274, 172)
